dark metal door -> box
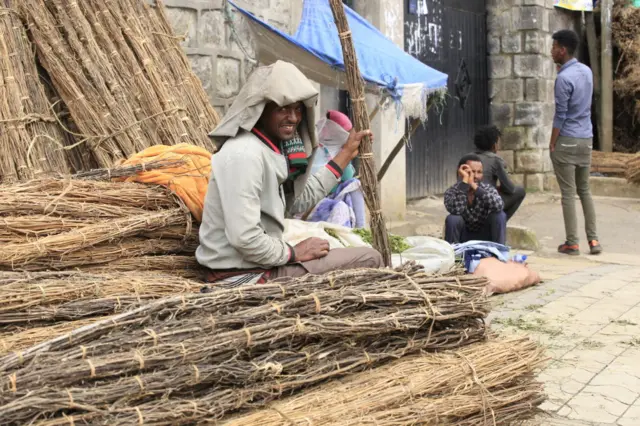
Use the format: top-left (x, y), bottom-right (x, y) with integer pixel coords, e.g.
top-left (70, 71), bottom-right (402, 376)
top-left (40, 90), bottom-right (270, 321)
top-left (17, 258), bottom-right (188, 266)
top-left (405, 0), bottom-right (489, 197)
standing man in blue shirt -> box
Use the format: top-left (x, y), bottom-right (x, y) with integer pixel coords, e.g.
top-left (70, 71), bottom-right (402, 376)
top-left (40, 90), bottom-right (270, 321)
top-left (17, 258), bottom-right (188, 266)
top-left (550, 30), bottom-right (602, 256)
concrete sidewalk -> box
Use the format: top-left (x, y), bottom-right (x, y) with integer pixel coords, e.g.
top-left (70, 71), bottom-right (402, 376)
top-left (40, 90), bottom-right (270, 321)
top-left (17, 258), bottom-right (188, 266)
top-left (492, 253), bottom-right (640, 425)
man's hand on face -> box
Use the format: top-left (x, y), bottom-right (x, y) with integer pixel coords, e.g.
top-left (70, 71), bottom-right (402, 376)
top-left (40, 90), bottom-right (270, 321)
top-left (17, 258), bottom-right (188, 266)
top-left (292, 237), bottom-right (330, 262)
top-left (458, 164), bottom-right (472, 184)
top-left (333, 129), bottom-right (374, 170)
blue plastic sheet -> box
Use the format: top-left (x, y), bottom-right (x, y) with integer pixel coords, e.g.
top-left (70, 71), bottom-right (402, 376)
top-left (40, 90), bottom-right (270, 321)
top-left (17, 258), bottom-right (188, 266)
top-left (229, 0), bottom-right (448, 100)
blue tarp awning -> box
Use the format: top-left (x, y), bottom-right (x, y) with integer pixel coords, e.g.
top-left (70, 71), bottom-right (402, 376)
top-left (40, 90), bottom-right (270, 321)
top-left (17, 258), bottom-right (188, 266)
top-left (228, 0), bottom-right (448, 120)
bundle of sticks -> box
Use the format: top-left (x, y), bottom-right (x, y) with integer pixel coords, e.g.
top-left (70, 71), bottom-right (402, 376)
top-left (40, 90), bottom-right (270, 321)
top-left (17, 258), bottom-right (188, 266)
top-left (1, 0), bottom-right (219, 178)
top-left (0, 264), bottom-right (492, 425)
top-left (0, 270), bottom-right (204, 356)
top-left (0, 178), bottom-right (200, 271)
top-left (224, 337), bottom-right (546, 426)
top-left (591, 150), bottom-right (637, 176)
top-left (625, 153), bottom-right (640, 183)
top-left (0, 4), bottom-right (73, 182)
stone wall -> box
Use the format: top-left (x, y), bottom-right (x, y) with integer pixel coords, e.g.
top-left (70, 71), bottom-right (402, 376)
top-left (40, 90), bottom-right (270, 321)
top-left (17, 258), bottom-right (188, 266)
top-left (487, 0), bottom-right (577, 191)
top-left (162, 0), bottom-right (300, 116)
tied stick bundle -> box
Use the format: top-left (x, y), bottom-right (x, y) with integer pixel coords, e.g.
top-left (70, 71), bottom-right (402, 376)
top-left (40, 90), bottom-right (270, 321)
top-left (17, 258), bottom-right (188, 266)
top-left (328, 0), bottom-right (391, 266)
top-left (591, 150), bottom-right (637, 176)
top-left (0, 271), bottom-right (203, 324)
top-left (223, 337), bottom-right (546, 426)
top-left (625, 152), bottom-right (640, 183)
top-left (16, 0), bottom-right (219, 168)
top-left (0, 179), bottom-right (198, 271)
top-left (0, 4), bottom-right (72, 182)
top-left (0, 266), bottom-right (491, 424)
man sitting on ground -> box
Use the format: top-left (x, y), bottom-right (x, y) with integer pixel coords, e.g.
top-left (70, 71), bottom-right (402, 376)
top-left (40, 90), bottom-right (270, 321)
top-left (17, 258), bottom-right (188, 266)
top-left (196, 61), bottom-right (383, 286)
top-left (444, 154), bottom-right (507, 245)
top-left (471, 125), bottom-right (525, 221)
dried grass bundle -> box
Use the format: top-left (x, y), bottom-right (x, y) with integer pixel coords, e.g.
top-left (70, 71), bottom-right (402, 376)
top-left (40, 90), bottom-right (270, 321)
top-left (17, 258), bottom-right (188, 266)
top-left (0, 266), bottom-right (490, 424)
top-left (0, 317), bottom-right (105, 356)
top-left (0, 179), bottom-right (199, 270)
top-left (328, 0), bottom-right (391, 265)
top-left (82, 255), bottom-right (204, 279)
top-left (0, 179), bottom-right (180, 218)
top-left (591, 150), bottom-right (637, 176)
top-left (223, 337), bottom-right (546, 426)
top-left (625, 152), bottom-right (640, 182)
top-left (0, 4), bottom-right (72, 182)
top-left (0, 209), bottom-right (190, 269)
top-left (17, 0), bottom-right (219, 168)
top-left (0, 271), bottom-right (202, 323)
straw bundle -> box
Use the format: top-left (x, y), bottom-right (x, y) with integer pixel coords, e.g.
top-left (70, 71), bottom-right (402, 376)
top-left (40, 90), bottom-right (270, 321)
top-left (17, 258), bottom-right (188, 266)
top-left (83, 255), bottom-right (204, 278)
top-left (625, 152), bottom-right (640, 182)
top-left (0, 317), bottom-right (104, 356)
top-left (0, 179), bottom-right (199, 271)
top-left (223, 337), bottom-right (546, 426)
top-left (328, 0), bottom-right (391, 266)
top-left (591, 150), bottom-right (636, 176)
top-left (0, 265), bottom-right (490, 424)
top-left (0, 4), bottom-right (72, 182)
top-left (16, 0), bottom-right (219, 169)
top-left (0, 271), bottom-right (203, 323)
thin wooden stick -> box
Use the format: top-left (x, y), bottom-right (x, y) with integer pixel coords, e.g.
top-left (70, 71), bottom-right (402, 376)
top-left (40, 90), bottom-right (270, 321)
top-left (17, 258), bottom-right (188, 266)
top-left (328, 0), bottom-right (391, 266)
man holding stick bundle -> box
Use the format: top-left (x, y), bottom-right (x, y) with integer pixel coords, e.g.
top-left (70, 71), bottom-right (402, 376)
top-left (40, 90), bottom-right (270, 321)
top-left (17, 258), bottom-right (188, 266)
top-left (196, 61), bottom-right (382, 287)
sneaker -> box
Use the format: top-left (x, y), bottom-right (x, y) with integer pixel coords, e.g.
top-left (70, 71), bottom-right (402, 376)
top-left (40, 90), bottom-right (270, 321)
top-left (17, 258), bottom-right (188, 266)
top-left (589, 240), bottom-right (603, 255)
top-left (558, 243), bottom-right (580, 256)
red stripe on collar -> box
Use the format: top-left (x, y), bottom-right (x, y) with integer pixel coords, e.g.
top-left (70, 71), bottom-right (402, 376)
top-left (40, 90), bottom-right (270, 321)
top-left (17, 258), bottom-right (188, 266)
top-left (251, 128), bottom-right (281, 154)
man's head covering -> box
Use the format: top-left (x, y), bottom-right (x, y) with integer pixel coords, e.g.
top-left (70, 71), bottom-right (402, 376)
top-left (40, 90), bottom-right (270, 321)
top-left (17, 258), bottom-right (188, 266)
top-left (209, 61), bottom-right (319, 151)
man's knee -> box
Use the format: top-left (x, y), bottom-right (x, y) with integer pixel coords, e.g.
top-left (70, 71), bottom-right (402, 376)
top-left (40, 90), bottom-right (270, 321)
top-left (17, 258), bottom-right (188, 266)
top-left (514, 185), bottom-right (526, 200)
top-left (488, 211), bottom-right (507, 226)
top-left (445, 214), bottom-right (465, 228)
top-left (356, 248), bottom-right (384, 269)
top-left (334, 247), bottom-right (384, 270)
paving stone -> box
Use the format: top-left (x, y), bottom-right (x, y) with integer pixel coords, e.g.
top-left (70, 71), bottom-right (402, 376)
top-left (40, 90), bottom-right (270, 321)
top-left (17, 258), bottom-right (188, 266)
top-left (540, 378), bottom-right (578, 407)
top-left (581, 384), bottom-right (638, 405)
top-left (609, 286), bottom-right (640, 307)
top-left (597, 322), bottom-right (640, 340)
top-left (539, 296), bottom-right (598, 316)
top-left (585, 278), bottom-right (630, 292)
top-left (564, 391), bottom-right (628, 423)
top-left (544, 364), bottom-right (597, 385)
top-left (590, 369), bottom-right (640, 391)
top-left (560, 349), bottom-right (617, 374)
top-left (618, 404), bottom-right (640, 426)
top-left (617, 306), bottom-right (640, 324)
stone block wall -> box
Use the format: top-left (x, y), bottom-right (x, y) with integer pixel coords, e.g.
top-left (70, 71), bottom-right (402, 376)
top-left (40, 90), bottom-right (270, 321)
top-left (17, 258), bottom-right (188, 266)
top-left (162, 0), bottom-right (298, 116)
top-left (487, 0), bottom-right (577, 190)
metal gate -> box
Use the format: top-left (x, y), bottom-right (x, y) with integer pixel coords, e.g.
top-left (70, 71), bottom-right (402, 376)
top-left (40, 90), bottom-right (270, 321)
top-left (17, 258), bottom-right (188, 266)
top-left (405, 0), bottom-right (489, 197)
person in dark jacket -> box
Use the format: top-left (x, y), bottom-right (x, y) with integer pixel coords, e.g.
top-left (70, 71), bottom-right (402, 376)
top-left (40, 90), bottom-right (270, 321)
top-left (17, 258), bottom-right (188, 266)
top-left (444, 154), bottom-right (506, 245)
top-left (470, 125), bottom-right (526, 220)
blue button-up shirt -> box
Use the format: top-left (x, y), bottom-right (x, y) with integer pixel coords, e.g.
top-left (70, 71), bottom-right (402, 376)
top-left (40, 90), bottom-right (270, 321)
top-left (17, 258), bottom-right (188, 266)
top-left (553, 58), bottom-right (593, 138)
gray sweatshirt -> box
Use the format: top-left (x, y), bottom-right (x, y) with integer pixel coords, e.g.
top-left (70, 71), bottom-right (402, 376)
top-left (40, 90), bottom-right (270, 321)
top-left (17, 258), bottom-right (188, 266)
top-left (196, 131), bottom-right (339, 270)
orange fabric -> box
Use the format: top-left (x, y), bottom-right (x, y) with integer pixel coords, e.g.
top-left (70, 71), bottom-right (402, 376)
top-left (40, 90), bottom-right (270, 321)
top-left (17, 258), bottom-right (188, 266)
top-left (119, 144), bottom-right (213, 222)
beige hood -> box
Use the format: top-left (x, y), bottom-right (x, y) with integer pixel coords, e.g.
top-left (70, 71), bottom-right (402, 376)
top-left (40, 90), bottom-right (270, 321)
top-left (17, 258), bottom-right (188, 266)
top-left (209, 61), bottom-right (319, 152)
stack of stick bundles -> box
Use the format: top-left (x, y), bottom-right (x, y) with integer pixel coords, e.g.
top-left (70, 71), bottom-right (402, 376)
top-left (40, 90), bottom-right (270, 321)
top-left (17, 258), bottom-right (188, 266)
top-left (0, 4), bottom-right (75, 182)
top-left (0, 0), bottom-right (221, 184)
top-left (0, 264), bottom-right (541, 425)
top-left (0, 178), bottom-right (200, 273)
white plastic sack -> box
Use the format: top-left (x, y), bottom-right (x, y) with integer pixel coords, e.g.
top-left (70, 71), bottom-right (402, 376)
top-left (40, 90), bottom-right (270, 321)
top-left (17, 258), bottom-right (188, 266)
top-left (310, 118), bottom-right (350, 175)
top-left (391, 236), bottom-right (455, 274)
top-left (284, 219), bottom-right (369, 250)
